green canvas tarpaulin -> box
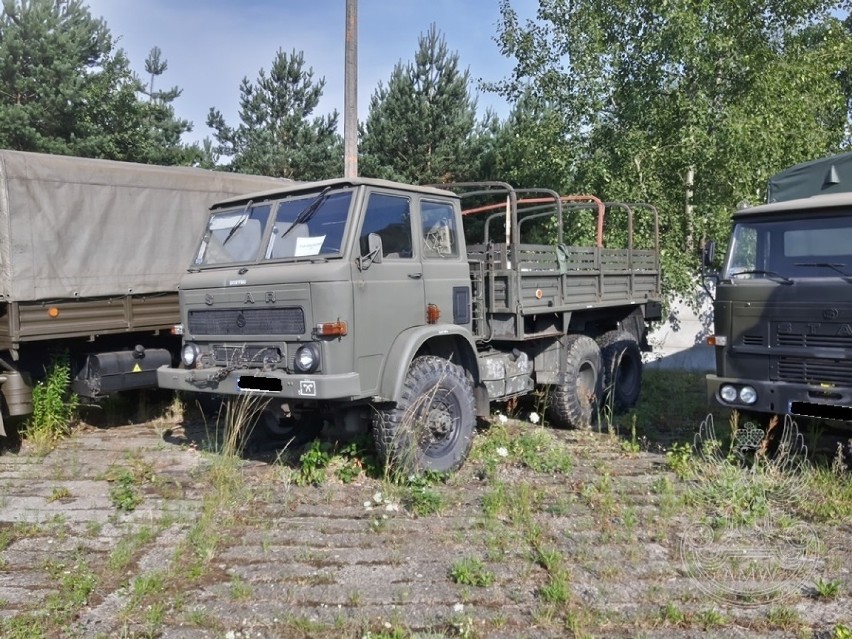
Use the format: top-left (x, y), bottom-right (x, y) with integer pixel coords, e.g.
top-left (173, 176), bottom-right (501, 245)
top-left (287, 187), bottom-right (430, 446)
top-left (767, 152), bottom-right (852, 203)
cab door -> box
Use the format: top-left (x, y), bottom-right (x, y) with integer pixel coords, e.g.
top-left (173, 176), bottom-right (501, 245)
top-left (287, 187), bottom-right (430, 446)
top-left (419, 198), bottom-right (472, 333)
top-left (351, 190), bottom-right (425, 395)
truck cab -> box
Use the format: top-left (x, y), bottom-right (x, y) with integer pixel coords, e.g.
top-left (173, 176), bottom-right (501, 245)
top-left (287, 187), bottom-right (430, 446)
top-left (157, 178), bottom-right (479, 446)
top-left (707, 192), bottom-right (852, 422)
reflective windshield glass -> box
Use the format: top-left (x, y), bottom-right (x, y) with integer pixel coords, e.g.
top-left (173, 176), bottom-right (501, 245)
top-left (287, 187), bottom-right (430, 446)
top-left (265, 190), bottom-right (352, 260)
top-left (724, 213), bottom-right (852, 279)
top-left (194, 204), bottom-right (272, 266)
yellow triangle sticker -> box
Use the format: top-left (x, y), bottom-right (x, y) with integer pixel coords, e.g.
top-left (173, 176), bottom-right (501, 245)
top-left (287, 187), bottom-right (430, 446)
top-left (132, 363), bottom-right (142, 373)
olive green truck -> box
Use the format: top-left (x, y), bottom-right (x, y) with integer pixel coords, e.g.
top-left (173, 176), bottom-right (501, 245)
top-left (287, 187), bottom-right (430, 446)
top-left (0, 150), bottom-right (281, 437)
top-left (157, 179), bottom-right (662, 472)
top-left (706, 152), bottom-right (852, 425)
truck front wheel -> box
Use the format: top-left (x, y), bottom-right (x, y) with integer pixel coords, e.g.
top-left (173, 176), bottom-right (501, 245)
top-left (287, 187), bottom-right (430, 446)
top-left (548, 335), bottom-right (602, 429)
top-left (597, 330), bottom-right (642, 413)
top-left (372, 356), bottom-right (475, 474)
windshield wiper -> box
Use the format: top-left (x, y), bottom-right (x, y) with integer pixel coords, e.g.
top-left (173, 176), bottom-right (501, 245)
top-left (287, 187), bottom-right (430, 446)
top-left (795, 262), bottom-right (852, 277)
top-left (280, 187), bottom-right (332, 240)
top-left (222, 201), bottom-right (253, 246)
top-left (729, 269), bottom-right (794, 285)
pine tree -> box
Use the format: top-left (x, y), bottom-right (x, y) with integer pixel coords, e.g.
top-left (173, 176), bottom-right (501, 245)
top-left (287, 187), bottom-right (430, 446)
top-left (360, 24), bottom-right (481, 184)
top-left (0, 0), bottom-right (194, 164)
top-left (207, 48), bottom-right (342, 179)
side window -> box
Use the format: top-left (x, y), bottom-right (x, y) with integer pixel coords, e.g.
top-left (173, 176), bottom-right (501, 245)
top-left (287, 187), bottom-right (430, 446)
top-left (359, 193), bottom-right (412, 258)
top-left (422, 200), bottom-right (458, 258)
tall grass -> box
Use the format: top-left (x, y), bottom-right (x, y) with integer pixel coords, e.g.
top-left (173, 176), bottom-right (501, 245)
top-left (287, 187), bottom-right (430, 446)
top-left (23, 353), bottom-right (79, 455)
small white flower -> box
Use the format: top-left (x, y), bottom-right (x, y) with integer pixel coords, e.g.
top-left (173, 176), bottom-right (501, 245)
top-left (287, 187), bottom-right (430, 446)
top-left (497, 414), bottom-right (509, 424)
top-left (363, 501), bottom-right (372, 508)
top-left (529, 411), bottom-right (540, 424)
top-left (496, 447), bottom-right (509, 458)
top-left (225, 632), bottom-right (236, 639)
top-left (372, 491), bottom-right (383, 504)
top-left (385, 503), bottom-right (399, 512)
top-left (453, 602), bottom-right (465, 613)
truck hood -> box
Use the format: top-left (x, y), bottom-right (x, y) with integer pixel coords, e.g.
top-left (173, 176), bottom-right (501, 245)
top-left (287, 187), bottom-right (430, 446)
top-left (178, 260), bottom-right (351, 291)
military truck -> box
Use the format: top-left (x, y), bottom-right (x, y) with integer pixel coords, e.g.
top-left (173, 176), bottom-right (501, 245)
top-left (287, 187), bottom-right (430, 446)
top-left (157, 178), bottom-right (662, 471)
top-left (706, 152), bottom-right (852, 424)
top-left (0, 150), bottom-right (282, 437)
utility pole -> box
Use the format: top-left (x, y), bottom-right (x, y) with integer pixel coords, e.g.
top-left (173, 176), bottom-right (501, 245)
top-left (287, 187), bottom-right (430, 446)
top-left (344, 0), bottom-right (358, 177)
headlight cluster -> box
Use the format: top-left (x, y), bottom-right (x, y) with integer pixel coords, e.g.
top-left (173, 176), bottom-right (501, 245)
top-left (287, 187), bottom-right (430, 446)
top-left (719, 384), bottom-right (757, 405)
top-left (293, 344), bottom-right (320, 373)
top-left (182, 343), bottom-right (200, 368)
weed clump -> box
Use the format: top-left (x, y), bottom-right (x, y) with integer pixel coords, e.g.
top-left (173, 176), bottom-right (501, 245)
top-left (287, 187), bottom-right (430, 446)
top-left (24, 352), bottom-right (79, 454)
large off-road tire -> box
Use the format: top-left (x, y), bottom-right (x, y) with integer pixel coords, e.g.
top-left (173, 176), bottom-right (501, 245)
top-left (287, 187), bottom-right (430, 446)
top-left (548, 334), bottom-right (602, 429)
top-left (597, 329), bottom-right (642, 413)
top-left (372, 356), bottom-right (476, 474)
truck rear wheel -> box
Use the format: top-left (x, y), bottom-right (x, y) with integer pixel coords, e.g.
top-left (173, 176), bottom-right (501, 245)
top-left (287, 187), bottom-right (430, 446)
top-left (548, 335), bottom-right (602, 429)
top-left (598, 330), bottom-right (642, 413)
top-left (372, 356), bottom-right (475, 474)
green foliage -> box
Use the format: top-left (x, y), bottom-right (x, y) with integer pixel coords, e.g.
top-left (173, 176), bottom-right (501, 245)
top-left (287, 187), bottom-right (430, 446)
top-left (24, 353), bottom-right (79, 452)
top-left (0, 1), bottom-right (194, 163)
top-left (814, 577), bottom-right (842, 599)
top-left (109, 468), bottom-right (143, 512)
top-left (402, 471), bottom-right (446, 516)
top-left (448, 556), bottom-right (495, 587)
top-left (360, 24), bottom-right (485, 184)
top-left (489, 0), bottom-right (852, 299)
top-left (295, 440), bottom-right (332, 486)
top-left (665, 443), bottom-right (694, 479)
top-left (207, 48), bottom-right (342, 179)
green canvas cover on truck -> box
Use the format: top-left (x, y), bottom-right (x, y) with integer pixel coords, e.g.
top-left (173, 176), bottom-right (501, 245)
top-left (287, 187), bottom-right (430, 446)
top-left (0, 150), bottom-right (284, 302)
top-left (767, 151), bottom-right (852, 203)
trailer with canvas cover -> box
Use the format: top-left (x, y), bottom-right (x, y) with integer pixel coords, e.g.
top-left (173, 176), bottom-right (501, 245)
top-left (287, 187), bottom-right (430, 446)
top-left (0, 150), bottom-right (283, 436)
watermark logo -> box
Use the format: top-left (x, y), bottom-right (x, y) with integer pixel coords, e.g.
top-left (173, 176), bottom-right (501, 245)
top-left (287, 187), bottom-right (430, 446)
top-left (679, 414), bottom-right (821, 606)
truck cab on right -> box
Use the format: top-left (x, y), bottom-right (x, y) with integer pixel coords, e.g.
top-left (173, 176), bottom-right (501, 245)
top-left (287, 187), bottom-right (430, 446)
top-left (708, 153), bottom-right (852, 424)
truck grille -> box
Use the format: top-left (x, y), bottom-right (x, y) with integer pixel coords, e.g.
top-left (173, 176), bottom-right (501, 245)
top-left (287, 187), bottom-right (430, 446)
top-left (777, 357), bottom-right (852, 385)
top-left (777, 333), bottom-right (852, 348)
top-left (188, 308), bottom-right (305, 336)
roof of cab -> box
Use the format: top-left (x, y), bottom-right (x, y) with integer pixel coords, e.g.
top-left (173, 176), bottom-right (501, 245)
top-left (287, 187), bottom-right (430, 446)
top-left (733, 191), bottom-right (852, 219)
top-left (210, 176), bottom-right (458, 209)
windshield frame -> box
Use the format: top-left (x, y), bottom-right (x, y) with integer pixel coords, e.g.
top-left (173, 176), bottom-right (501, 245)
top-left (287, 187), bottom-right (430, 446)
top-left (723, 210), bottom-right (852, 282)
top-left (192, 187), bottom-right (356, 269)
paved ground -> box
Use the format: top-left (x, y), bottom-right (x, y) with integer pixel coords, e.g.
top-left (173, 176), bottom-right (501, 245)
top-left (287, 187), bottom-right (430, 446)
top-left (0, 403), bottom-right (850, 638)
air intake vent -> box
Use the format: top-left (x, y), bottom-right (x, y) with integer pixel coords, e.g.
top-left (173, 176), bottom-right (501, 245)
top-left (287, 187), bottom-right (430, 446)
top-left (742, 334), bottom-right (764, 346)
top-left (188, 308), bottom-right (305, 336)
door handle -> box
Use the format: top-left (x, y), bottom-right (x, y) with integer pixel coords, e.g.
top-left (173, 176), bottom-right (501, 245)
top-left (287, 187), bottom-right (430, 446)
top-left (408, 272), bottom-right (423, 279)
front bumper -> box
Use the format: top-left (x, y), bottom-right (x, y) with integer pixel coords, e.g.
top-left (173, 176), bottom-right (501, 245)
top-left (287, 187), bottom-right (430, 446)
top-left (157, 366), bottom-right (362, 401)
top-left (707, 374), bottom-right (852, 421)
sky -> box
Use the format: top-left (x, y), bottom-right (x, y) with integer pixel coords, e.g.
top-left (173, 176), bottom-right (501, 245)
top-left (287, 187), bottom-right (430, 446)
top-left (84, 0), bottom-right (537, 146)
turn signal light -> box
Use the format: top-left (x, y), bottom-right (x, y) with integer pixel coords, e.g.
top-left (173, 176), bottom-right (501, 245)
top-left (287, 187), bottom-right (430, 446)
top-left (47, 307), bottom-right (60, 318)
top-left (426, 303), bottom-right (441, 324)
top-left (707, 335), bottom-right (727, 346)
top-left (316, 321), bottom-right (348, 337)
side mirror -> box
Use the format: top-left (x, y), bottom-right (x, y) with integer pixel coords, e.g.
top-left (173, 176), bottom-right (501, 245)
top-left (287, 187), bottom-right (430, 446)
top-left (357, 233), bottom-right (383, 271)
top-left (702, 240), bottom-right (716, 268)
top-left (700, 239), bottom-right (718, 302)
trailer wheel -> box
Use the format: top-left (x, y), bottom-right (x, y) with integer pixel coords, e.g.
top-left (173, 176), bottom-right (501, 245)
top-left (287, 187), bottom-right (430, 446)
top-left (548, 335), bottom-right (602, 429)
top-left (598, 330), bottom-right (642, 413)
top-left (372, 356), bottom-right (475, 474)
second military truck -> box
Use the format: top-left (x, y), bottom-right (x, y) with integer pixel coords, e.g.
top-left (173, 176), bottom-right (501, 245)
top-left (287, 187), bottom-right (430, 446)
top-left (158, 179), bottom-right (662, 472)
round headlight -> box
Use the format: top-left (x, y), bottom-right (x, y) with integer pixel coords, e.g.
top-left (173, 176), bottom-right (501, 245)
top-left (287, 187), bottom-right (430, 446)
top-left (294, 344), bottom-right (320, 373)
top-left (181, 343), bottom-right (200, 368)
top-left (720, 384), bottom-right (737, 403)
top-left (739, 386), bottom-right (758, 405)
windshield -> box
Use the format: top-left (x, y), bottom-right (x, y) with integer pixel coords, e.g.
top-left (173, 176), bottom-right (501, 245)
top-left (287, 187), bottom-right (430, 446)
top-left (194, 203), bottom-right (272, 266)
top-left (265, 190), bottom-right (351, 260)
top-left (193, 189), bottom-right (353, 267)
top-left (724, 212), bottom-right (852, 280)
